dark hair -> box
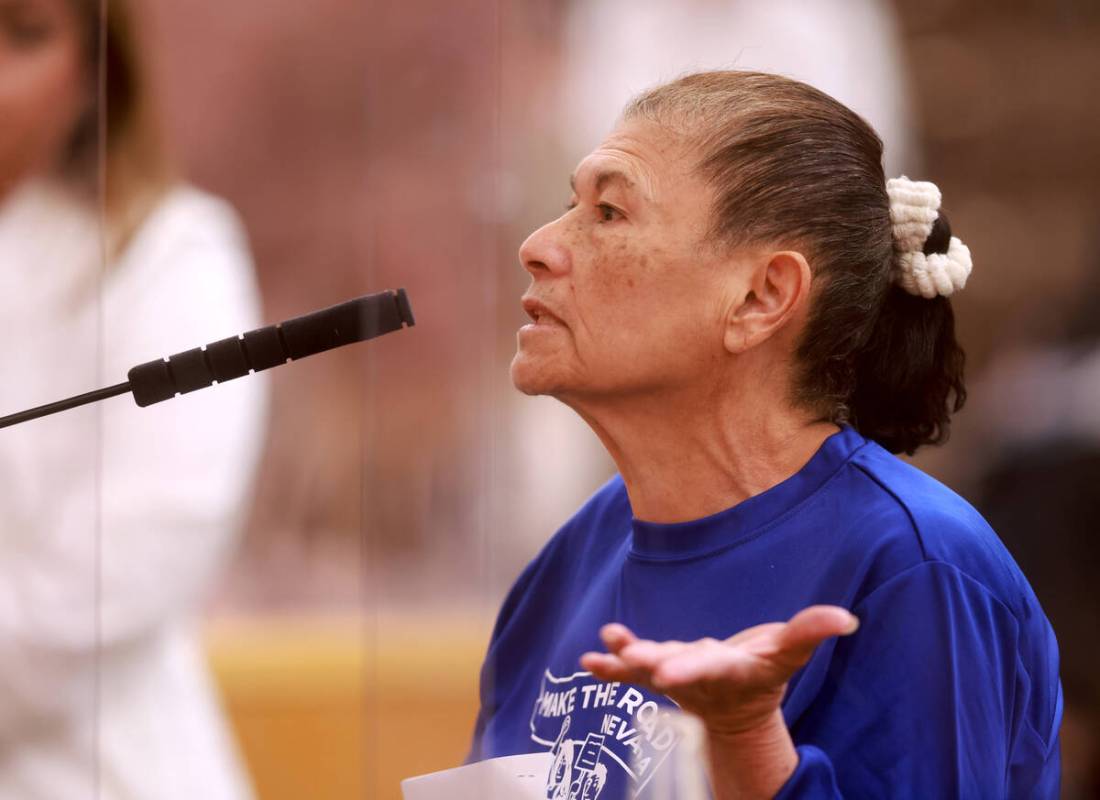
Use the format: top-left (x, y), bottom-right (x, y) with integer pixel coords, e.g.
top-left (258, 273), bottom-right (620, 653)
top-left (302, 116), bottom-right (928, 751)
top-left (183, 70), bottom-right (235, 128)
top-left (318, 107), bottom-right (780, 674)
top-left (63, 0), bottom-right (172, 255)
top-left (625, 71), bottom-right (966, 455)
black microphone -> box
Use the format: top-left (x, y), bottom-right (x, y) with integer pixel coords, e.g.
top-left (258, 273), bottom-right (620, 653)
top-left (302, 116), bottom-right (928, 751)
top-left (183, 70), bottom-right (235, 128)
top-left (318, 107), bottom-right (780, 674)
top-left (0, 288), bottom-right (415, 429)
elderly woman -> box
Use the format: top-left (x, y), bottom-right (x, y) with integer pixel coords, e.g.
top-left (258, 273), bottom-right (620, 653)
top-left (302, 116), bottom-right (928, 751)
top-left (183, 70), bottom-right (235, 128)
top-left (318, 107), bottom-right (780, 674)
top-left (468, 72), bottom-right (1061, 799)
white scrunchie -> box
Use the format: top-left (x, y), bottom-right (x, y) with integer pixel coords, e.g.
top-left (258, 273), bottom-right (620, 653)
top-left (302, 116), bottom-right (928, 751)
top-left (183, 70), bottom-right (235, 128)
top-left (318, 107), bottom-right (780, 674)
top-left (886, 176), bottom-right (972, 299)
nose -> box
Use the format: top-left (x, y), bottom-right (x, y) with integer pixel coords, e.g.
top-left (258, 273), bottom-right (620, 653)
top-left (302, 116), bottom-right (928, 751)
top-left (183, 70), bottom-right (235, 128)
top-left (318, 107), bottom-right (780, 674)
top-left (518, 218), bottom-right (572, 278)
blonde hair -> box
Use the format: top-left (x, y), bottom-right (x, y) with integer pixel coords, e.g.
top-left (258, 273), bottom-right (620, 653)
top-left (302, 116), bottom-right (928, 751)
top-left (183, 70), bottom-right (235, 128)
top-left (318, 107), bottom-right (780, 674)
top-left (61, 0), bottom-right (173, 258)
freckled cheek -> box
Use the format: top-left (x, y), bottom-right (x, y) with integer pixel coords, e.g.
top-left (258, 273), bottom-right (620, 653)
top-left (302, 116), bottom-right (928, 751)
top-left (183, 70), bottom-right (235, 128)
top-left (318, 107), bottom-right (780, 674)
top-left (572, 239), bottom-right (670, 346)
top-left (570, 241), bottom-right (628, 318)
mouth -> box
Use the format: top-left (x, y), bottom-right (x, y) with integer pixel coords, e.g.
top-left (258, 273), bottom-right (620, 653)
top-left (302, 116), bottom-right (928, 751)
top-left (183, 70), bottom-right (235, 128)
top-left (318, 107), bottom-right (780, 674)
top-left (521, 296), bottom-right (565, 327)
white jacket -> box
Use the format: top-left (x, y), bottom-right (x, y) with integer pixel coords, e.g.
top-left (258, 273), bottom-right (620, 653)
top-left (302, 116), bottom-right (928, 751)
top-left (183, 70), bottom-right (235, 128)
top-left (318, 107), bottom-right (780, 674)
top-left (0, 179), bottom-right (267, 800)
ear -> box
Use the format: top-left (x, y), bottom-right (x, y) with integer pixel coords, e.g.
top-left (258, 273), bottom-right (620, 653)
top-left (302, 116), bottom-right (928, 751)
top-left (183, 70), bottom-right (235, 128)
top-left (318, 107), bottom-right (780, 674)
top-left (723, 250), bottom-right (812, 354)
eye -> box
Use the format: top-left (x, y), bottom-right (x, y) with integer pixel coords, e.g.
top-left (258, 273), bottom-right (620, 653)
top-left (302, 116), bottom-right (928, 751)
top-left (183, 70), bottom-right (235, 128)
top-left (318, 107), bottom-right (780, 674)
top-left (0, 11), bottom-right (55, 46)
top-left (562, 199), bottom-right (622, 222)
top-left (597, 203), bottom-right (620, 223)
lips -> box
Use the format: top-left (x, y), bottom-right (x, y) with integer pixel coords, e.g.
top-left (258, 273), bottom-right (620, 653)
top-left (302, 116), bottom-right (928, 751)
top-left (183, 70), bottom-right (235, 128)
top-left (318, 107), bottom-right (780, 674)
top-left (521, 296), bottom-right (565, 327)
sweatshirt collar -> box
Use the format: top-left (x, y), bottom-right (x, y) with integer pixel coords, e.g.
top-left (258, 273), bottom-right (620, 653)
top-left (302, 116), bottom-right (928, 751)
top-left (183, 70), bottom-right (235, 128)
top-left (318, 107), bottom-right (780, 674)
top-left (628, 425), bottom-right (867, 561)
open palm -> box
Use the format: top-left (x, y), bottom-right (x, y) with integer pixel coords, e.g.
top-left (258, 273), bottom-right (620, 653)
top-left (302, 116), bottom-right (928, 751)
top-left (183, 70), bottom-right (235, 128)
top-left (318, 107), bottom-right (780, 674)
top-left (579, 605), bottom-right (858, 736)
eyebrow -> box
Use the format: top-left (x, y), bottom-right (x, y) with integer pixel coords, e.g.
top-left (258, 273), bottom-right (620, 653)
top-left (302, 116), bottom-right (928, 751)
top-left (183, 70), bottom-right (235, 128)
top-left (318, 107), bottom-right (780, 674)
top-left (569, 169), bottom-right (638, 196)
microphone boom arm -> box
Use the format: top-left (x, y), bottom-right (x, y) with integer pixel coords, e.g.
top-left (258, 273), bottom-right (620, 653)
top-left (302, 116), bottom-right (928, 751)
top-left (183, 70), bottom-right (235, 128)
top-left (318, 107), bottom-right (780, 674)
top-left (0, 288), bottom-right (414, 429)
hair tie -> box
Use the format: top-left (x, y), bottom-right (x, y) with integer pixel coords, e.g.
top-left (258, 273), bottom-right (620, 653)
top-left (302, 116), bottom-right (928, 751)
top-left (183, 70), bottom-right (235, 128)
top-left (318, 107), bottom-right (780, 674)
top-left (886, 176), bottom-right (972, 299)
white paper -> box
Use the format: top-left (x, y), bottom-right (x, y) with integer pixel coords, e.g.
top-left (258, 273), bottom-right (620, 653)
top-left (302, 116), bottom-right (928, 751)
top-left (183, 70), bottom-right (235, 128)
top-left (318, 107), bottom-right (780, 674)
top-left (401, 752), bottom-right (554, 800)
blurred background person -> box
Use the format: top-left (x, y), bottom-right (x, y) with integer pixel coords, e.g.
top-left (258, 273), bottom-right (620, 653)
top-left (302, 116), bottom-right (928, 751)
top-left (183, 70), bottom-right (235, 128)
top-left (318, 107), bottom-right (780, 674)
top-left (978, 446), bottom-right (1100, 799)
top-left (560, 0), bottom-right (916, 173)
top-left (969, 255), bottom-right (1100, 798)
top-left (0, 0), bottom-right (266, 797)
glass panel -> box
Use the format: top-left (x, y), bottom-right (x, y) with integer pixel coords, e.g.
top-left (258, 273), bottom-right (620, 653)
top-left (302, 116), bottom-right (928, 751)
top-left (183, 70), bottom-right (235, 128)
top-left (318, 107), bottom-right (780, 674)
top-left (0, 0), bottom-right (107, 795)
top-left (3, 1), bottom-right (1095, 798)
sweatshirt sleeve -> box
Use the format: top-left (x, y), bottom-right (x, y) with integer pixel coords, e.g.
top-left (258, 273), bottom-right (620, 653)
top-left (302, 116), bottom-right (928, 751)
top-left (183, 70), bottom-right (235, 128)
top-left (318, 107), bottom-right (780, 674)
top-left (773, 560), bottom-right (1061, 799)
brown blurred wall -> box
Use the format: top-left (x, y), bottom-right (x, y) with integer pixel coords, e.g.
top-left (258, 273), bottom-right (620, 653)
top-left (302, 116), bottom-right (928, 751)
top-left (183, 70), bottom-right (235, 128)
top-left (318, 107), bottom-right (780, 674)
top-left (137, 0), bottom-right (565, 610)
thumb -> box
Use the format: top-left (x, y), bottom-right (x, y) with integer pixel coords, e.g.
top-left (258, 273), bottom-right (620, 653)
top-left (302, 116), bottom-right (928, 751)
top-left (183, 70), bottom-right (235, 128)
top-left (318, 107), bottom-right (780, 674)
top-left (775, 605), bottom-right (859, 670)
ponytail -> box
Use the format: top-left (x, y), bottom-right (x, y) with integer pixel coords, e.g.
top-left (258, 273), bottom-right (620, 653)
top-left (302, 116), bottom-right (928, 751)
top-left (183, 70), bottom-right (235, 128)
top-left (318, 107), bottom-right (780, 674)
top-left (845, 206), bottom-right (969, 455)
top-left (848, 289), bottom-right (967, 455)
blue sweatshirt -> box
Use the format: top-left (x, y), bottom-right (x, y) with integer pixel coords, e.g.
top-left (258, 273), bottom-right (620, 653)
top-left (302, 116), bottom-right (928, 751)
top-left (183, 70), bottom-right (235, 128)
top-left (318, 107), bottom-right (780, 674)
top-left (468, 426), bottom-right (1062, 798)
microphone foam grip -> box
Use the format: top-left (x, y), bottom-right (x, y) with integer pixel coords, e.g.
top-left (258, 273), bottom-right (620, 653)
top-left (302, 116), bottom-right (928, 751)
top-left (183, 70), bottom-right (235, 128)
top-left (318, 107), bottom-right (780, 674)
top-left (128, 288), bottom-right (414, 407)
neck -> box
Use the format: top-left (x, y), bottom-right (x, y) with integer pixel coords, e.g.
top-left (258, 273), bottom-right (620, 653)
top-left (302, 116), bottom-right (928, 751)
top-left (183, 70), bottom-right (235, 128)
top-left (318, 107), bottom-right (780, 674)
top-left (565, 374), bottom-right (838, 524)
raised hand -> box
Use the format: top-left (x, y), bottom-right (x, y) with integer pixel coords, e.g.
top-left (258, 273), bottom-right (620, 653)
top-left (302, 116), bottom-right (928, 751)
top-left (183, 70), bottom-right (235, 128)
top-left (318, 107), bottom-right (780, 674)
top-left (579, 606), bottom-right (859, 799)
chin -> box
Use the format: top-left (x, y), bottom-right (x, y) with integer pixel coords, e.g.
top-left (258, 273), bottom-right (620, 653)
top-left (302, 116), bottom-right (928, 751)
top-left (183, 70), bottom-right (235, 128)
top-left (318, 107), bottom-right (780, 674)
top-left (510, 355), bottom-right (549, 396)
top-left (510, 351), bottom-right (568, 397)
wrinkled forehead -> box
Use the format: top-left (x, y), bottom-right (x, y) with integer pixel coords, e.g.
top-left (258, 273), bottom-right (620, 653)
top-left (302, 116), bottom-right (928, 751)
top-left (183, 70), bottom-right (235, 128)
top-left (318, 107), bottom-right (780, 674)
top-left (572, 118), bottom-right (705, 206)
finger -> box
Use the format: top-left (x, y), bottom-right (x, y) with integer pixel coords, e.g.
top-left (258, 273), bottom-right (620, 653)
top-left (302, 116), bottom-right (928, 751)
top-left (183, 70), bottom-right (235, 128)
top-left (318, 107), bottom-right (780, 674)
top-left (775, 605), bottom-right (859, 669)
top-left (580, 651), bottom-right (649, 685)
top-left (599, 623), bottom-right (639, 655)
top-left (618, 639), bottom-right (689, 671)
top-left (725, 622), bottom-right (785, 647)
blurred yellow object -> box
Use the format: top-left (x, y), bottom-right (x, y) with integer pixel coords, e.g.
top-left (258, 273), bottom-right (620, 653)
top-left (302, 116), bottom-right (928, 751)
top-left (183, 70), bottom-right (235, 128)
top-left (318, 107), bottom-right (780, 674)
top-left (204, 613), bottom-right (490, 800)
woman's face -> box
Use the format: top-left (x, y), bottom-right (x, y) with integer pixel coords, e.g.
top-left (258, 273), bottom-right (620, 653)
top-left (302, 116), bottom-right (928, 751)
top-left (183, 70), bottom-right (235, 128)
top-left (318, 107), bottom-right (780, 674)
top-left (511, 116), bottom-right (753, 405)
top-left (0, 0), bottom-right (88, 195)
